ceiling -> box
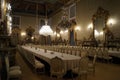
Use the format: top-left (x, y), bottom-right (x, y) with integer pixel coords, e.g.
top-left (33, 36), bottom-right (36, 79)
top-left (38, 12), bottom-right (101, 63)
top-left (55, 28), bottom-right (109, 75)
top-left (10, 0), bottom-right (72, 17)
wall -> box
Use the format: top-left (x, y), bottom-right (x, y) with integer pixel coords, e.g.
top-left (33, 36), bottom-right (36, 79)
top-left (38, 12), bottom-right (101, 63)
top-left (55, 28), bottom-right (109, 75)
top-left (14, 0), bottom-right (120, 44)
top-left (20, 15), bottom-right (40, 33)
top-left (51, 9), bottom-right (69, 40)
top-left (16, 15), bottom-right (43, 42)
top-left (51, 0), bottom-right (120, 41)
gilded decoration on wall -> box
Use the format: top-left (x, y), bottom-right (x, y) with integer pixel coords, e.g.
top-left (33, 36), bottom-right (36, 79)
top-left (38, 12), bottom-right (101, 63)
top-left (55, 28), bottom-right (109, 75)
top-left (54, 27), bottom-right (62, 44)
top-left (57, 5), bottom-right (77, 45)
top-left (0, 20), bottom-right (7, 35)
top-left (90, 7), bottom-right (114, 46)
top-left (58, 7), bottom-right (71, 30)
top-left (26, 26), bottom-right (35, 37)
top-left (25, 26), bottom-right (35, 43)
top-left (11, 27), bottom-right (21, 36)
top-left (11, 27), bottom-right (21, 45)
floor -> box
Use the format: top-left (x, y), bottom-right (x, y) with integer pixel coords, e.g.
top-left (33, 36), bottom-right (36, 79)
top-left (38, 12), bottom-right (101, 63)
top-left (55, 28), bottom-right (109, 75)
top-left (2, 52), bottom-right (120, 80)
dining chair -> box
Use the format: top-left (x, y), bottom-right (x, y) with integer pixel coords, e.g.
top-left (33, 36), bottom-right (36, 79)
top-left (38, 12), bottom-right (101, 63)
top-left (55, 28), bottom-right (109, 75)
top-left (34, 59), bottom-right (45, 73)
top-left (50, 56), bottom-right (65, 79)
top-left (81, 50), bottom-right (88, 58)
top-left (73, 57), bottom-right (89, 80)
top-left (8, 53), bottom-right (21, 71)
top-left (76, 50), bottom-right (81, 56)
top-left (97, 48), bottom-right (103, 60)
top-left (5, 56), bottom-right (22, 80)
top-left (88, 54), bottom-right (97, 75)
top-left (26, 51), bottom-right (45, 73)
top-left (102, 49), bottom-right (112, 63)
top-left (71, 50), bottom-right (76, 55)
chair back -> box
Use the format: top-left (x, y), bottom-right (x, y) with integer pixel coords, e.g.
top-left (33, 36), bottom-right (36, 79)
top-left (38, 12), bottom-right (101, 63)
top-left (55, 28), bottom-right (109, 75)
top-left (5, 56), bottom-right (10, 80)
top-left (79, 57), bottom-right (89, 72)
top-left (81, 50), bottom-right (88, 58)
top-left (5, 56), bottom-right (10, 71)
top-left (93, 55), bottom-right (97, 64)
top-left (76, 50), bottom-right (81, 56)
top-left (50, 56), bottom-right (64, 73)
top-left (103, 49), bottom-right (109, 57)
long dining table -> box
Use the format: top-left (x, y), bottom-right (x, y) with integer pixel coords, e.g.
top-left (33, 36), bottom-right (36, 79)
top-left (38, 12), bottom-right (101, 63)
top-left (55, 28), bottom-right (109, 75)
top-left (20, 45), bottom-right (81, 72)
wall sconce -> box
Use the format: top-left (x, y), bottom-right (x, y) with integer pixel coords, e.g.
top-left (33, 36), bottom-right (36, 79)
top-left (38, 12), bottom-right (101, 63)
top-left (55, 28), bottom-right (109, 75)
top-left (99, 31), bottom-right (103, 35)
top-left (107, 18), bottom-right (116, 27)
top-left (60, 30), bottom-right (64, 34)
top-left (87, 23), bottom-right (93, 30)
top-left (57, 34), bottom-right (60, 37)
top-left (21, 32), bottom-right (26, 36)
top-left (31, 36), bottom-right (34, 40)
top-left (64, 29), bottom-right (68, 33)
top-left (75, 26), bottom-right (81, 31)
top-left (94, 29), bottom-right (99, 37)
top-left (53, 31), bottom-right (56, 35)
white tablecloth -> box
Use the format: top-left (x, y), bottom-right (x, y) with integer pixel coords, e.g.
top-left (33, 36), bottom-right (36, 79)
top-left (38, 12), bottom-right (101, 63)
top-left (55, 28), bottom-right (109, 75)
top-left (21, 46), bottom-right (81, 71)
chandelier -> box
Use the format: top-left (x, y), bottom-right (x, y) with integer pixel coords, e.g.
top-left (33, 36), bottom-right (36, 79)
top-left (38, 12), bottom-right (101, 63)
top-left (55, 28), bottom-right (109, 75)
top-left (39, 4), bottom-right (53, 36)
top-left (39, 20), bottom-right (53, 36)
top-left (58, 7), bottom-right (71, 30)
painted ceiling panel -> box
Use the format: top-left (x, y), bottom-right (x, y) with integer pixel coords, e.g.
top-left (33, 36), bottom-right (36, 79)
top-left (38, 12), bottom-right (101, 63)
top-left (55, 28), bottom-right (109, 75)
top-left (10, 0), bottom-right (71, 17)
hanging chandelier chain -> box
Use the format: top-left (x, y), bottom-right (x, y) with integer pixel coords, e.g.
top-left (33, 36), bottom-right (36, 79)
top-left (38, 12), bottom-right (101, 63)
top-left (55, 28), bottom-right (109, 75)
top-left (36, 3), bottom-right (39, 27)
top-left (39, 3), bottom-right (53, 36)
top-left (45, 4), bottom-right (48, 25)
top-left (45, 4), bottom-right (47, 20)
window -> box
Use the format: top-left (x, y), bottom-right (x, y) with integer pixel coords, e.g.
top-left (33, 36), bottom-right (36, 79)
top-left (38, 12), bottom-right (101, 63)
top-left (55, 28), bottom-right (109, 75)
top-left (12, 16), bottom-right (21, 28)
top-left (69, 3), bottom-right (76, 20)
top-left (40, 19), bottom-right (45, 27)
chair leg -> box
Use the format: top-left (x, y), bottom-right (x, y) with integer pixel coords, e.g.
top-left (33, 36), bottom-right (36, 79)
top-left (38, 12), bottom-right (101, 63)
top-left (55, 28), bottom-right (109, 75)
top-left (85, 74), bottom-right (87, 80)
top-left (77, 75), bottom-right (81, 80)
top-left (34, 67), bottom-right (45, 74)
top-left (93, 67), bottom-right (95, 76)
top-left (80, 74), bottom-right (87, 80)
top-left (19, 76), bottom-right (22, 80)
top-left (71, 72), bottom-right (74, 80)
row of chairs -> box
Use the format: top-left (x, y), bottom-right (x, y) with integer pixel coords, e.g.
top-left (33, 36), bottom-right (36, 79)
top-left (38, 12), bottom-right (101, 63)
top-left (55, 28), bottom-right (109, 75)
top-left (36, 45), bottom-right (112, 63)
top-left (27, 46), bottom-right (111, 65)
top-left (5, 56), bottom-right (22, 80)
top-left (23, 45), bottom-right (97, 79)
top-left (18, 46), bottom-right (45, 73)
top-left (50, 55), bottom-right (97, 80)
top-left (22, 46), bottom-right (97, 78)
top-left (88, 48), bottom-right (112, 62)
top-left (36, 45), bottom-right (120, 51)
